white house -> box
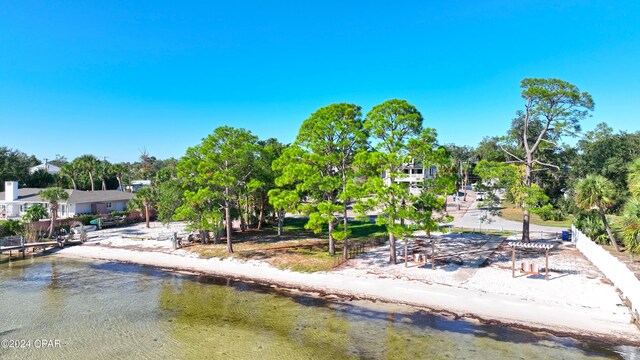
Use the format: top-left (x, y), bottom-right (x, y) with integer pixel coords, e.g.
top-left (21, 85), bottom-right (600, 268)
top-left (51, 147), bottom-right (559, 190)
top-left (383, 162), bottom-right (438, 195)
top-left (125, 180), bottom-right (152, 193)
top-left (29, 163), bottom-right (61, 174)
top-left (0, 181), bottom-right (134, 219)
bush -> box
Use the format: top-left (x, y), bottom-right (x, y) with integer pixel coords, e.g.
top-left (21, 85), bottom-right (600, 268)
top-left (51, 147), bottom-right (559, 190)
top-left (533, 204), bottom-right (566, 221)
top-left (76, 214), bottom-right (99, 225)
top-left (0, 220), bottom-right (24, 237)
top-left (574, 211), bottom-right (609, 244)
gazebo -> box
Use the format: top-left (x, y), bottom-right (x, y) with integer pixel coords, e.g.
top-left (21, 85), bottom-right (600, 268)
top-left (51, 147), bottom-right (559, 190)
top-left (508, 241), bottom-right (554, 280)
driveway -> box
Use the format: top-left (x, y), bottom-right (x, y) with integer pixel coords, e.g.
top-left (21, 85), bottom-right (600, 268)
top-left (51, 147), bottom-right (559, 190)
top-left (449, 197), bottom-right (569, 233)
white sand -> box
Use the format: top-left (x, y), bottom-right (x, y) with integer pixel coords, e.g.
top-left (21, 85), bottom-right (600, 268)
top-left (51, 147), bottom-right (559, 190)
top-left (54, 222), bottom-right (640, 343)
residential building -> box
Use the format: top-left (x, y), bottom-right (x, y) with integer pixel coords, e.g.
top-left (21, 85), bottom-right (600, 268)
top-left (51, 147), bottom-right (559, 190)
top-left (383, 163), bottom-right (438, 195)
top-left (0, 181), bottom-right (134, 219)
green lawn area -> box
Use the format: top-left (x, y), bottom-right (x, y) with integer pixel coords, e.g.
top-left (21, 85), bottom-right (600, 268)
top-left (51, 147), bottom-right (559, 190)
top-left (189, 218), bottom-right (387, 273)
top-left (499, 202), bottom-right (574, 228)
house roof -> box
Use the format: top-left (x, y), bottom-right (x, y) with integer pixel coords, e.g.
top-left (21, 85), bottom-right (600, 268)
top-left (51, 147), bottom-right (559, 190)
top-left (0, 188), bottom-right (134, 204)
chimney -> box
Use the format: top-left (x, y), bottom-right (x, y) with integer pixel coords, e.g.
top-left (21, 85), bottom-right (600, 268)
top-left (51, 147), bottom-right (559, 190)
top-left (5, 181), bottom-right (18, 201)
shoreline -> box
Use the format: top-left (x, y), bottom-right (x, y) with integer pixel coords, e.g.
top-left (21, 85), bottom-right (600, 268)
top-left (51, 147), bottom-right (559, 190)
top-left (51, 244), bottom-right (640, 346)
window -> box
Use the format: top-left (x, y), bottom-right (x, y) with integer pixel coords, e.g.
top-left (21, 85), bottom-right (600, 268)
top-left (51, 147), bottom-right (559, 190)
top-left (107, 202), bottom-right (113, 209)
top-left (414, 168), bottom-right (423, 174)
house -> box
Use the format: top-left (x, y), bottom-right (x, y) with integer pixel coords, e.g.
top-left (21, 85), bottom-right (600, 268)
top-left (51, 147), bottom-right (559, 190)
top-left (29, 163), bottom-right (61, 174)
top-left (125, 180), bottom-right (151, 193)
top-left (383, 162), bottom-right (438, 195)
top-left (0, 181), bottom-right (134, 219)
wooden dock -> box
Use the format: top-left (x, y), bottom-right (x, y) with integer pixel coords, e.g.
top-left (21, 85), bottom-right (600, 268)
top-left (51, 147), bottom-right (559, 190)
top-left (0, 236), bottom-right (84, 259)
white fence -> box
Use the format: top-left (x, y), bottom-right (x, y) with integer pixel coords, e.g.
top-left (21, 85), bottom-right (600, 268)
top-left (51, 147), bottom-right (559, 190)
top-left (571, 225), bottom-right (640, 320)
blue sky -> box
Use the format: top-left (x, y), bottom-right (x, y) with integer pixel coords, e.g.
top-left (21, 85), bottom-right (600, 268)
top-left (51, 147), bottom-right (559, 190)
top-left (1, 1), bottom-right (639, 163)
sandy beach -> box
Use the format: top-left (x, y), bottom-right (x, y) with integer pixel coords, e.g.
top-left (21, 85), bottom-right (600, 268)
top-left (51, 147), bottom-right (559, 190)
top-left (52, 221), bottom-right (640, 345)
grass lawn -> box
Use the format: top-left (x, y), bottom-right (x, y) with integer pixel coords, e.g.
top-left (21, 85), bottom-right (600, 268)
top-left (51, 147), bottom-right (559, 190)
top-left (188, 218), bottom-right (387, 273)
top-left (499, 202), bottom-right (573, 228)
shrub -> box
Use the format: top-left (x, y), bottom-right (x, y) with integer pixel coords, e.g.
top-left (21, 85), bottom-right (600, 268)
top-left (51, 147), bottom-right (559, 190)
top-left (533, 204), bottom-right (565, 221)
top-left (76, 214), bottom-right (99, 225)
top-left (110, 210), bottom-right (129, 217)
top-left (575, 211), bottom-right (609, 244)
top-left (0, 220), bottom-right (24, 237)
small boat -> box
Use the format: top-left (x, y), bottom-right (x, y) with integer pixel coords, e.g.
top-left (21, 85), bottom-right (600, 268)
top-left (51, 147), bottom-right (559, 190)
top-left (71, 225), bottom-right (97, 234)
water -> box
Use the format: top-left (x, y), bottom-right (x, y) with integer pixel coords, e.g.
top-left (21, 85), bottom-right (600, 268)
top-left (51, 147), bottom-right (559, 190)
top-left (0, 256), bottom-right (637, 359)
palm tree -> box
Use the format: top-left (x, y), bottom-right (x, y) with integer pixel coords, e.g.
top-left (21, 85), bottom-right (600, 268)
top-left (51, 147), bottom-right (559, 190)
top-left (131, 187), bottom-right (155, 228)
top-left (110, 163), bottom-right (129, 191)
top-left (39, 187), bottom-right (70, 238)
top-left (628, 158), bottom-right (640, 198)
top-left (60, 163), bottom-right (80, 189)
top-left (621, 197), bottom-right (640, 256)
top-left (96, 160), bottom-right (111, 191)
top-left (76, 155), bottom-right (99, 191)
top-left (575, 175), bottom-right (621, 252)
top-left (621, 158), bottom-right (640, 256)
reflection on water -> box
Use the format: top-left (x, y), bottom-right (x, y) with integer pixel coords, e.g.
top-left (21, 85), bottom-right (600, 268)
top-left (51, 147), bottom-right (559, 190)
top-left (0, 256), bottom-right (636, 359)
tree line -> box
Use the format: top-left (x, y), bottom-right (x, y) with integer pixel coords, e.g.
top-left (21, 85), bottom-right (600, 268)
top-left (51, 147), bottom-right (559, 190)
top-left (4, 77), bottom-right (640, 257)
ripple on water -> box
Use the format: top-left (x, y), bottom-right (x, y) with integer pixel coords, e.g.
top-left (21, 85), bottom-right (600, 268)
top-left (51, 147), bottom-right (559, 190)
top-left (0, 257), bottom-right (636, 360)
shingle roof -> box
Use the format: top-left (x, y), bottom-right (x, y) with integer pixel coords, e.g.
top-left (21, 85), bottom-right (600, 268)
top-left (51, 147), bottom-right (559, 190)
top-left (0, 188), bottom-right (134, 204)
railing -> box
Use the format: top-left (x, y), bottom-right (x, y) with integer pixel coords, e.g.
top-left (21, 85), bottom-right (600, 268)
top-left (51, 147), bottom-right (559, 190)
top-left (333, 235), bottom-right (387, 268)
top-left (571, 225), bottom-right (640, 321)
top-left (0, 235), bottom-right (22, 247)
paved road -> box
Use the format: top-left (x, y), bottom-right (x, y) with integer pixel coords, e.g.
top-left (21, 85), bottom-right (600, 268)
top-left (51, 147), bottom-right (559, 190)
top-left (449, 197), bottom-right (569, 233)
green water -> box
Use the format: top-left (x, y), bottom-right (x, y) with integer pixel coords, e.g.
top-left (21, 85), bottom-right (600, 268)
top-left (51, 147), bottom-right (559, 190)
top-left (0, 256), bottom-right (636, 359)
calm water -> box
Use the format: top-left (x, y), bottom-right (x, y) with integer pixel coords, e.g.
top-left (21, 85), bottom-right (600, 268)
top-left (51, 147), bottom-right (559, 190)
top-left (0, 256), bottom-right (637, 359)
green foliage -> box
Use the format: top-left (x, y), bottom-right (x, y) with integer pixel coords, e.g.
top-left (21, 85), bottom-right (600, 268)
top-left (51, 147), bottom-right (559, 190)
top-left (621, 197), bottom-right (640, 254)
top-left (176, 126), bottom-right (260, 249)
top-left (0, 219), bottom-right (24, 237)
top-left (574, 211), bottom-right (608, 244)
top-left (39, 187), bottom-right (69, 205)
top-left (354, 99), bottom-right (446, 263)
top-left (273, 103), bottom-right (368, 254)
top-left (0, 147), bottom-right (39, 191)
top-left (531, 204), bottom-right (565, 221)
top-left (22, 204), bottom-right (48, 222)
top-left (628, 157), bottom-right (640, 198)
top-left (573, 124), bottom-right (640, 195)
top-left (77, 214), bottom-right (98, 225)
top-left (74, 154), bottom-right (99, 191)
top-left (574, 175), bottom-right (621, 250)
top-left (575, 175), bottom-right (616, 211)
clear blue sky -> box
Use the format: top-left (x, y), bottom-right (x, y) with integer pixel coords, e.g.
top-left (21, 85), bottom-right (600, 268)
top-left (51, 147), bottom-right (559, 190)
top-left (1, 1), bottom-right (639, 163)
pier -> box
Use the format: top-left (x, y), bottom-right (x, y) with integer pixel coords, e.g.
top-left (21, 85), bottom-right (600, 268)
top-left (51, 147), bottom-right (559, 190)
top-left (0, 235), bottom-right (83, 259)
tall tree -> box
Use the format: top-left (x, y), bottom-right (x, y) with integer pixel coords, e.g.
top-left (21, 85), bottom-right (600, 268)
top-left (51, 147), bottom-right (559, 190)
top-left (95, 159), bottom-right (112, 191)
top-left (253, 138), bottom-right (285, 230)
top-left (575, 175), bottom-right (620, 252)
top-left (59, 162), bottom-right (81, 190)
top-left (273, 103), bottom-right (368, 256)
top-left (110, 163), bottom-right (130, 191)
top-left (39, 187), bottom-right (69, 238)
top-left (75, 155), bottom-right (99, 191)
top-left (502, 78), bottom-right (594, 242)
top-left (356, 99), bottom-right (441, 264)
top-left (177, 126), bottom-right (259, 253)
top-left (0, 147), bottom-right (38, 191)
top-left (154, 167), bottom-right (184, 225)
top-left (621, 158), bottom-right (640, 255)
top-left (130, 186), bottom-right (156, 228)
